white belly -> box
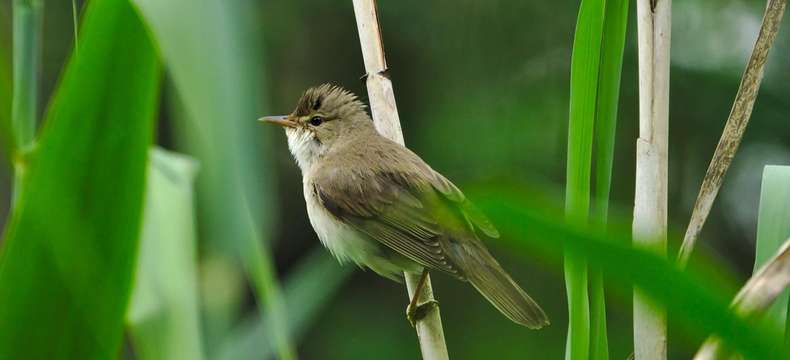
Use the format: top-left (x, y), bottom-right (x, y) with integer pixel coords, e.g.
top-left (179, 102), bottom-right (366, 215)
top-left (303, 180), bottom-right (416, 280)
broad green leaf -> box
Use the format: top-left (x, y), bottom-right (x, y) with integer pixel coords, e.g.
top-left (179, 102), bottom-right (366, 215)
top-left (216, 249), bottom-right (352, 360)
top-left (754, 166), bottom-right (790, 335)
top-left (565, 0), bottom-right (605, 358)
top-left (0, 0), bottom-right (159, 357)
top-left (127, 148), bottom-right (203, 360)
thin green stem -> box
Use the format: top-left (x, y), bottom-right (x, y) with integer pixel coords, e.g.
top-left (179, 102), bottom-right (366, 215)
top-left (241, 202), bottom-right (297, 360)
top-left (72, 0), bottom-right (80, 51)
top-left (11, 0), bottom-right (43, 202)
top-left (589, 271), bottom-right (609, 360)
top-left (564, 250), bottom-right (590, 359)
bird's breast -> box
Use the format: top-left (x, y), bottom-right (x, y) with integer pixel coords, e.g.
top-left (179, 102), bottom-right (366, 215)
top-left (302, 179), bottom-right (377, 265)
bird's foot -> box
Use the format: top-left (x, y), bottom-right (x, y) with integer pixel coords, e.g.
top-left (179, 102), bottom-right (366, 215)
top-left (406, 300), bottom-right (439, 327)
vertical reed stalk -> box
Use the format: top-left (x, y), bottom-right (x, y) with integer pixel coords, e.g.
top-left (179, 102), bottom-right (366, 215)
top-left (11, 0), bottom-right (43, 201)
top-left (242, 220), bottom-right (297, 360)
top-left (633, 0), bottom-right (670, 359)
top-left (351, 1), bottom-right (449, 359)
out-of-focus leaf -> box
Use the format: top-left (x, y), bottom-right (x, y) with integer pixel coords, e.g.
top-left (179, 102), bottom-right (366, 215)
top-left (11, 0), bottom-right (42, 152)
top-left (216, 249), bottom-right (352, 360)
top-left (127, 148), bottom-right (203, 360)
top-left (753, 166), bottom-right (790, 331)
top-left (0, 0), bottom-right (159, 357)
top-left (473, 189), bottom-right (782, 360)
top-left (0, 26), bottom-right (12, 158)
top-left (131, 0), bottom-right (272, 252)
top-left (695, 238), bottom-right (790, 359)
top-left (131, 1), bottom-right (294, 358)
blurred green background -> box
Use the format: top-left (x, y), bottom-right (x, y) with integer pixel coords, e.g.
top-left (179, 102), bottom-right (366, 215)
top-left (0, 0), bottom-right (788, 359)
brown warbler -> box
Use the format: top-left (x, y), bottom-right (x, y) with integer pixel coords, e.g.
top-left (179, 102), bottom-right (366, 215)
top-left (260, 84), bottom-right (549, 328)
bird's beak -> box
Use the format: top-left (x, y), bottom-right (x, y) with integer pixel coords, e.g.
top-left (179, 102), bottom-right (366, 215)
top-left (258, 115), bottom-right (297, 128)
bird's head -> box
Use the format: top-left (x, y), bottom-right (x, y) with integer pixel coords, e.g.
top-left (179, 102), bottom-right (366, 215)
top-left (260, 84), bottom-right (373, 170)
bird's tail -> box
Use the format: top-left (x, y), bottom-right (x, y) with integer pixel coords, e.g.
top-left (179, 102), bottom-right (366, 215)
top-left (464, 250), bottom-right (550, 329)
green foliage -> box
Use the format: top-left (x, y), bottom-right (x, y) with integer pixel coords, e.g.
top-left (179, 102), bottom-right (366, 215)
top-left (590, 0), bottom-right (629, 358)
top-left (217, 249), bottom-right (352, 360)
top-left (127, 148), bottom-right (204, 360)
top-left (132, 1), bottom-right (294, 358)
top-left (0, 0), bottom-right (159, 357)
top-left (11, 0), bottom-right (42, 151)
top-left (565, 0), bottom-right (605, 356)
top-left (566, 0), bottom-right (628, 358)
top-left (754, 166), bottom-right (790, 337)
top-left (0, 27), bottom-right (12, 158)
top-left (10, 0), bottom-right (43, 200)
top-left (475, 190), bottom-right (782, 360)
top-left (0, 1), bottom-right (788, 359)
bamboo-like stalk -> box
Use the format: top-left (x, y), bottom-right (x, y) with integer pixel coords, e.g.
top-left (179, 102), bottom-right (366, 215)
top-left (11, 0), bottom-right (43, 201)
top-left (633, 0), bottom-right (671, 359)
top-left (676, 0), bottom-right (787, 267)
top-left (351, 1), bottom-right (449, 359)
top-left (694, 238), bottom-right (790, 359)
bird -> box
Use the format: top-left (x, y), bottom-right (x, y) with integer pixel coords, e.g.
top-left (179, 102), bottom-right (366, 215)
top-left (260, 84), bottom-right (549, 328)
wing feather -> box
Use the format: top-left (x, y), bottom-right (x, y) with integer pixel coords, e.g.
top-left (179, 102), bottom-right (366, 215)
top-left (313, 168), bottom-right (464, 278)
top-left (429, 171), bottom-right (500, 238)
top-left (310, 139), bottom-right (548, 328)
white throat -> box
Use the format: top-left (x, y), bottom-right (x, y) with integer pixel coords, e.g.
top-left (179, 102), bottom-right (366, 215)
top-left (285, 128), bottom-right (323, 172)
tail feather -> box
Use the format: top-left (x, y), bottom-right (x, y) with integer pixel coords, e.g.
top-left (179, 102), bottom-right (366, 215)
top-left (463, 251), bottom-right (550, 329)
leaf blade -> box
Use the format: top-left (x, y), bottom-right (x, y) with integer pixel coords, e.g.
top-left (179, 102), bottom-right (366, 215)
top-left (127, 148), bottom-right (204, 360)
top-left (565, 0), bottom-right (606, 357)
top-left (590, 0), bottom-right (629, 358)
top-left (0, 0), bottom-right (159, 357)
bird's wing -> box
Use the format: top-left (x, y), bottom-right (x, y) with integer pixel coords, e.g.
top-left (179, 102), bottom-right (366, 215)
top-left (429, 170), bottom-right (500, 238)
top-left (311, 143), bottom-right (549, 328)
top-left (310, 140), bottom-right (501, 276)
top-left (312, 159), bottom-right (467, 279)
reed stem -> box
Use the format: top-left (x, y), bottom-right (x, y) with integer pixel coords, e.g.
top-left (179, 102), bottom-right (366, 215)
top-left (633, 0), bottom-right (671, 358)
top-left (351, 1), bottom-right (449, 359)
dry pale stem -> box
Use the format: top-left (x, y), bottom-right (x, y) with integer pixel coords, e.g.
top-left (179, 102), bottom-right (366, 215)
top-left (694, 238), bottom-right (790, 359)
top-left (677, 0), bottom-right (787, 266)
top-left (633, 0), bottom-right (671, 358)
top-left (352, 1), bottom-right (449, 359)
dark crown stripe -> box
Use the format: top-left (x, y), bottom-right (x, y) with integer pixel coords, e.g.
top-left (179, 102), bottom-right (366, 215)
top-left (295, 83), bottom-right (366, 116)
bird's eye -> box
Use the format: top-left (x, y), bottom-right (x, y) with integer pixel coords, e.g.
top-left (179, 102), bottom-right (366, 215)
top-left (309, 116), bottom-right (324, 126)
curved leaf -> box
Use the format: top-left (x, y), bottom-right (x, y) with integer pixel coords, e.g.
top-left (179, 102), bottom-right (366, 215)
top-left (0, 0), bottom-right (159, 357)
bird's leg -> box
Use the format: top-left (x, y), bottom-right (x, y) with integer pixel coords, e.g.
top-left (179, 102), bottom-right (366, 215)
top-left (405, 269), bottom-right (439, 327)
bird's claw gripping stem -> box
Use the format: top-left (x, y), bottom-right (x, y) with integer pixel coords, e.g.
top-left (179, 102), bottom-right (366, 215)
top-left (406, 300), bottom-right (439, 327)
